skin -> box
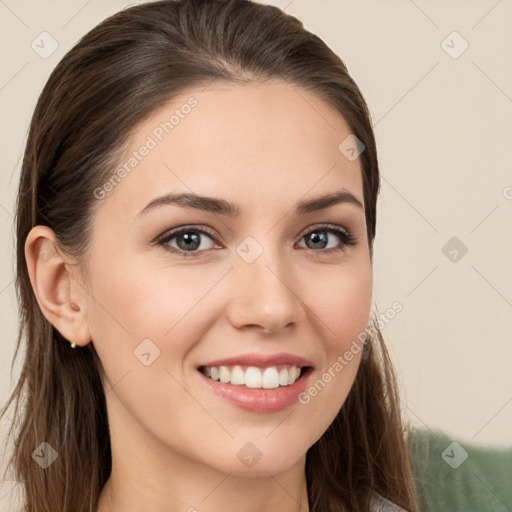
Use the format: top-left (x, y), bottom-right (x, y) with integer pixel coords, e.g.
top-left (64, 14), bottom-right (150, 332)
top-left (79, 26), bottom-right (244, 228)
top-left (25, 80), bottom-right (373, 512)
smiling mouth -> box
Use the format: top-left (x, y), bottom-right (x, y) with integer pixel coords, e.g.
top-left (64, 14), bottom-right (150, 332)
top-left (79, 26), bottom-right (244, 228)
top-left (198, 364), bottom-right (312, 389)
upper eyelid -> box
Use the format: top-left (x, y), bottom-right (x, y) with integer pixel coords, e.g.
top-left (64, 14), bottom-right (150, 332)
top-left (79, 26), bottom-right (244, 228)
top-left (157, 225), bottom-right (218, 243)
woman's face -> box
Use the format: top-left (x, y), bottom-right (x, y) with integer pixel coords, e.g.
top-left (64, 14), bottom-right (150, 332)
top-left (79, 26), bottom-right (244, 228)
top-left (79, 80), bottom-right (373, 476)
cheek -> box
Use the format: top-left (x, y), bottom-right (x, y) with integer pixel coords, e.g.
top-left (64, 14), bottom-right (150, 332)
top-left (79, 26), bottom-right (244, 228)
top-left (89, 256), bottom-right (214, 344)
top-left (310, 262), bottom-right (373, 350)
top-left (85, 255), bottom-right (228, 405)
top-left (296, 262), bottom-right (372, 425)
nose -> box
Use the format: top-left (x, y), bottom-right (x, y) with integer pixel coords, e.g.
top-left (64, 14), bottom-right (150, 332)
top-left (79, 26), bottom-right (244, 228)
top-left (225, 243), bottom-right (303, 335)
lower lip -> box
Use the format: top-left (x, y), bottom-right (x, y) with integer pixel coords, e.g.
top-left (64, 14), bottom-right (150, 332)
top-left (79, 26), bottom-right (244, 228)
top-left (198, 368), bottom-right (313, 413)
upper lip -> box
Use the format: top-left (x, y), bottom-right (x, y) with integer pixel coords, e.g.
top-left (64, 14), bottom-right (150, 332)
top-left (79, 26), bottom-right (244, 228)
top-left (199, 352), bottom-right (314, 369)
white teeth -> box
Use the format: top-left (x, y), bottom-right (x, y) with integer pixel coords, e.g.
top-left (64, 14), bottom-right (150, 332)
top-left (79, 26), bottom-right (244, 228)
top-left (231, 365), bottom-right (245, 385)
top-left (262, 367), bottom-right (279, 389)
top-left (287, 366), bottom-right (300, 384)
top-left (245, 367), bottom-right (262, 388)
top-left (219, 366), bottom-right (230, 383)
top-left (201, 365), bottom-right (303, 388)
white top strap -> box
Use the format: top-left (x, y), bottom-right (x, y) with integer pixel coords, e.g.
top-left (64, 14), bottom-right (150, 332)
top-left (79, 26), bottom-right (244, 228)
top-left (371, 492), bottom-right (408, 512)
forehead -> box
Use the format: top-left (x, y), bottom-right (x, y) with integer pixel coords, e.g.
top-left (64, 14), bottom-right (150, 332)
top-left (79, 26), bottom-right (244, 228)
top-left (94, 80), bottom-right (364, 221)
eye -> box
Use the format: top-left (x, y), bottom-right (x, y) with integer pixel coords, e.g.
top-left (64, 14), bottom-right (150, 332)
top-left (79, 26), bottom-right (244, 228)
top-left (156, 223), bottom-right (357, 258)
top-left (298, 224), bottom-right (357, 254)
top-left (157, 226), bottom-right (219, 258)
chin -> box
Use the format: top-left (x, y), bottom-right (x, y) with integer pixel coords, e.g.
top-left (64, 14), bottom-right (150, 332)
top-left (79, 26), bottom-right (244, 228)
top-left (201, 438), bottom-right (309, 477)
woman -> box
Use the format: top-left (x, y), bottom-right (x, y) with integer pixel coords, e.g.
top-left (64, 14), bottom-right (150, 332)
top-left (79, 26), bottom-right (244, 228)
top-left (1, 1), bottom-right (418, 510)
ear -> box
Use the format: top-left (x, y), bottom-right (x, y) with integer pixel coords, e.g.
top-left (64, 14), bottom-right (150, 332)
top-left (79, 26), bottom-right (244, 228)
top-left (24, 225), bottom-right (92, 347)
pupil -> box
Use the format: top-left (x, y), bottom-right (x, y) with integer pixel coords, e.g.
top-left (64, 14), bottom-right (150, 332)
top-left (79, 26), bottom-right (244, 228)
top-left (179, 232), bottom-right (200, 250)
top-left (309, 232), bottom-right (327, 249)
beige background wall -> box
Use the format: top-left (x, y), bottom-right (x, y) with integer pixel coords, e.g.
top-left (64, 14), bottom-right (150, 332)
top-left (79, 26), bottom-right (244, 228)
top-left (1, 0), bottom-right (511, 507)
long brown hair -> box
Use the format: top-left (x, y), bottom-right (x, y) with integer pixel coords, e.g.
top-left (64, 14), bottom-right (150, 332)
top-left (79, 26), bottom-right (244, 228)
top-left (1, 1), bottom-right (418, 510)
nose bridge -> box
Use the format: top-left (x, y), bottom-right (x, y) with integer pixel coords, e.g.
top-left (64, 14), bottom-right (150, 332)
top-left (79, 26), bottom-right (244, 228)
top-left (227, 234), bottom-right (301, 331)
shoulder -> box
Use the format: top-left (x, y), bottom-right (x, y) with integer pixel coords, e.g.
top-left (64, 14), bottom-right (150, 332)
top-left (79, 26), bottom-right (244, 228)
top-left (370, 492), bottom-right (408, 512)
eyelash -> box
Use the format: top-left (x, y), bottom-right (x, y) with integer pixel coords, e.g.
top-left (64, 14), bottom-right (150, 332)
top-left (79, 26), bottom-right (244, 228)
top-left (156, 224), bottom-right (357, 259)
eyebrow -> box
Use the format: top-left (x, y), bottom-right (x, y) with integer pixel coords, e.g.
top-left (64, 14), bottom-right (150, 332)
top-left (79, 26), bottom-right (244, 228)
top-left (136, 189), bottom-right (364, 219)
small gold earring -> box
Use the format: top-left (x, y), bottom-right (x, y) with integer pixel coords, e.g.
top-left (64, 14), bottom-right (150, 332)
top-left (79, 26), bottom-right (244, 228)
top-left (69, 340), bottom-right (76, 349)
